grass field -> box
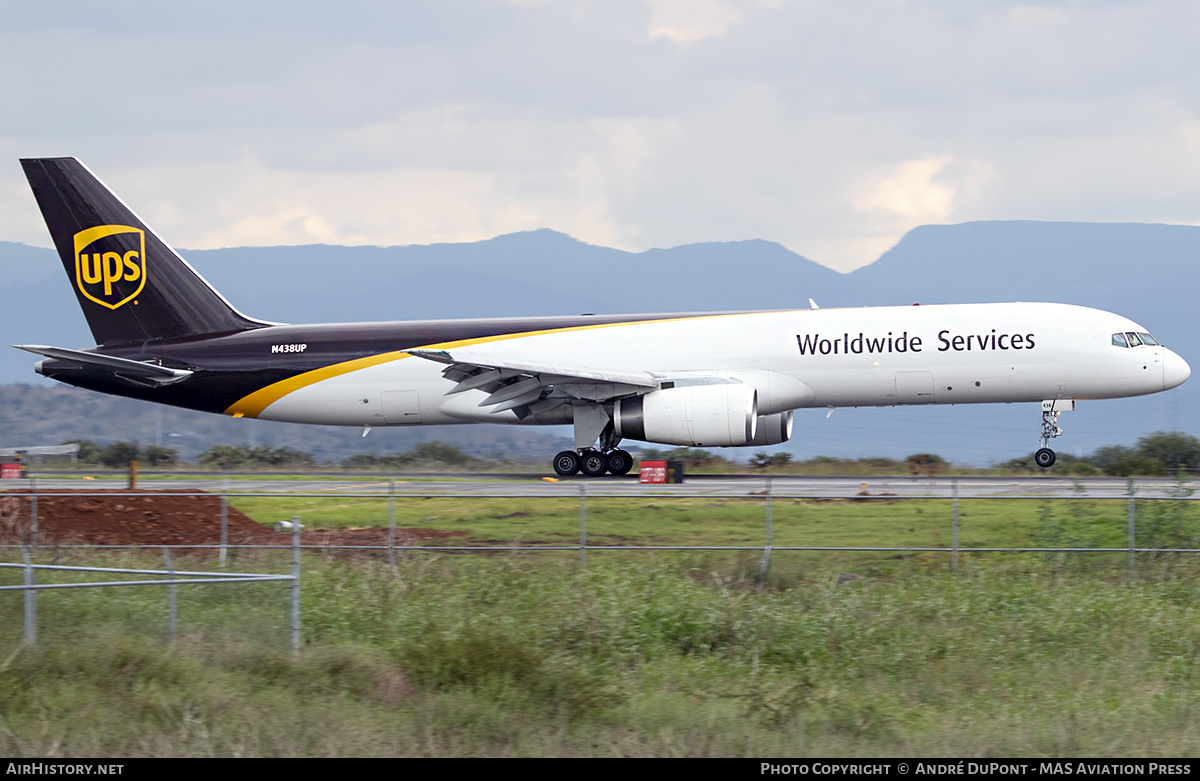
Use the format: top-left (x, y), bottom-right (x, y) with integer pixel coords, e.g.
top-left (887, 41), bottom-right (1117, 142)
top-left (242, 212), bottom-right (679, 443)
top-left (2, 492), bottom-right (1199, 757)
top-left (227, 490), bottom-right (1164, 573)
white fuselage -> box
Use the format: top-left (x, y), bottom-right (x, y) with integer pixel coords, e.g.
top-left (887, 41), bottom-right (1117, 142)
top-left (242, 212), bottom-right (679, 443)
top-left (251, 302), bottom-right (1190, 429)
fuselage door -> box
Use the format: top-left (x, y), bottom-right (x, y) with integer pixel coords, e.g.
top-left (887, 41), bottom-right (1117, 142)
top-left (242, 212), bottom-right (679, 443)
top-left (895, 371), bottom-right (935, 404)
top-left (382, 390), bottom-right (423, 424)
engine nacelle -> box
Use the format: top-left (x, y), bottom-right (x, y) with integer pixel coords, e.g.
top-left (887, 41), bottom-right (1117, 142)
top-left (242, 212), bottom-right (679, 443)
top-left (748, 411), bottom-right (793, 446)
top-left (613, 384), bottom-right (757, 447)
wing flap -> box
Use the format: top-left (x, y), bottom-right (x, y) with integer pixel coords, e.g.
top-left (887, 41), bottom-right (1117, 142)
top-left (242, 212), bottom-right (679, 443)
top-left (408, 348), bottom-right (659, 388)
top-left (407, 347), bottom-right (662, 416)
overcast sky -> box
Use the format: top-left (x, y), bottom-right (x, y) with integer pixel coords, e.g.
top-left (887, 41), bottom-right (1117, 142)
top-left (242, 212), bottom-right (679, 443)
top-left (2, 0), bottom-right (1198, 272)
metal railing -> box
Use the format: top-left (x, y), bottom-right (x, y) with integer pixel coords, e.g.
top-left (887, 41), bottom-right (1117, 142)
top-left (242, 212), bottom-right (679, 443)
top-left (4, 476), bottom-right (1200, 652)
top-left (1, 524), bottom-right (303, 654)
top-left (3, 476), bottom-right (1199, 565)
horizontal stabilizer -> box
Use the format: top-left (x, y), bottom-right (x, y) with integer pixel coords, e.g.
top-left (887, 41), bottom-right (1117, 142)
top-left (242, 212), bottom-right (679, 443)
top-left (13, 345), bottom-right (193, 385)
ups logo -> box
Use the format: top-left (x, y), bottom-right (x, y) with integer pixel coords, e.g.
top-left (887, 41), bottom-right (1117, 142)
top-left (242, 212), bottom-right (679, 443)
top-left (73, 225), bottom-right (146, 310)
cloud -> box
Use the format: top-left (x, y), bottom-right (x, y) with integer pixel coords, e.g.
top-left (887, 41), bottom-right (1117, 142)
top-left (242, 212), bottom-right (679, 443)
top-left (851, 156), bottom-right (993, 225)
top-left (4, 1), bottom-right (1200, 275)
top-left (852, 157), bottom-right (959, 221)
top-left (645, 0), bottom-right (745, 43)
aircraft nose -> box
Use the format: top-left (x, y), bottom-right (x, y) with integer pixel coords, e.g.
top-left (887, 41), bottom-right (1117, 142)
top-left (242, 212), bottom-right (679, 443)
top-left (1163, 350), bottom-right (1191, 390)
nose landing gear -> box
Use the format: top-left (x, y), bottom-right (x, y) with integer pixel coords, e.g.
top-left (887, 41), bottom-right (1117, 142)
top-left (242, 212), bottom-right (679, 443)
top-left (1035, 399), bottom-right (1074, 469)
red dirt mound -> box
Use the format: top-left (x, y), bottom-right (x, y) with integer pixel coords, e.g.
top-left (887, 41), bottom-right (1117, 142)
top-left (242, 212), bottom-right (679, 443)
top-left (0, 489), bottom-right (466, 549)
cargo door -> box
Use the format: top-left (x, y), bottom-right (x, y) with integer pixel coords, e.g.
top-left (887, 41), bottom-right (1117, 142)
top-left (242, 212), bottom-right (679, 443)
top-left (382, 390), bottom-right (423, 424)
top-left (895, 371), bottom-right (935, 404)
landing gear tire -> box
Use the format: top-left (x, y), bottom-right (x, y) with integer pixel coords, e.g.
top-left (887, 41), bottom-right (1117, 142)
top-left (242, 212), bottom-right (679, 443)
top-left (606, 449), bottom-right (634, 476)
top-left (580, 449), bottom-right (610, 477)
top-left (1034, 448), bottom-right (1057, 469)
top-left (553, 450), bottom-right (581, 476)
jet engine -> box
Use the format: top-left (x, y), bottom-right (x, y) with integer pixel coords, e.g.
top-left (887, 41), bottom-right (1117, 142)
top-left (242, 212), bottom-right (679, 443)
top-left (748, 411), bottom-right (793, 446)
top-left (613, 384), bottom-right (757, 447)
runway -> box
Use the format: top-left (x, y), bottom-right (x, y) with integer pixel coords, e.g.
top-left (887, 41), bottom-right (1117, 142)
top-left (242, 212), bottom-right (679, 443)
top-left (5, 473), bottom-right (1191, 499)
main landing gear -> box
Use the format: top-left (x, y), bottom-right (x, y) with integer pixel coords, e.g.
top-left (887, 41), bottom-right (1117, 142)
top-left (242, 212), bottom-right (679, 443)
top-left (1034, 399), bottom-right (1072, 469)
top-left (552, 448), bottom-right (635, 477)
top-left (554, 405), bottom-right (636, 477)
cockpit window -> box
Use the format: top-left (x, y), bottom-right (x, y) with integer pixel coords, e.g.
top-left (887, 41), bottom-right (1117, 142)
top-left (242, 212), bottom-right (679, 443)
top-left (1112, 332), bottom-right (1161, 348)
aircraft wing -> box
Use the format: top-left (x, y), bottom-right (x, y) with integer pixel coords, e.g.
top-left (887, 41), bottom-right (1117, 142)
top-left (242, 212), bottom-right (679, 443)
top-left (407, 348), bottom-right (661, 416)
top-left (13, 345), bottom-right (194, 386)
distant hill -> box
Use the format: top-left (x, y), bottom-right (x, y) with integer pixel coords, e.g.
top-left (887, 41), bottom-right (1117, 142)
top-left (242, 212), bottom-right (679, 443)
top-left (2, 222), bottom-right (1196, 465)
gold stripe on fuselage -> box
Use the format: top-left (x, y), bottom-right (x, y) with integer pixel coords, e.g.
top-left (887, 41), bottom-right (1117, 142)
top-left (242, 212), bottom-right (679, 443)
top-left (223, 313), bottom-right (739, 419)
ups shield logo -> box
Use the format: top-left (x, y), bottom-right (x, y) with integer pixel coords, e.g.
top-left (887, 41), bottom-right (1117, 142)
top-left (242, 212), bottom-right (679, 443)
top-left (73, 225), bottom-right (146, 310)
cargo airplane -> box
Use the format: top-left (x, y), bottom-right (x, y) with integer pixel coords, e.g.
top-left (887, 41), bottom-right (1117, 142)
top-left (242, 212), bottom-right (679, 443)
top-left (14, 158), bottom-right (1191, 475)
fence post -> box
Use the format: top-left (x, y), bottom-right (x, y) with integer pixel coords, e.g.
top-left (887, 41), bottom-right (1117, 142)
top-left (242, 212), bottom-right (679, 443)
top-left (22, 538), bottom-right (35, 648)
top-left (291, 515), bottom-right (301, 656)
top-left (388, 478), bottom-right (396, 570)
top-left (952, 478), bottom-right (959, 572)
top-left (162, 546), bottom-right (177, 644)
top-left (219, 479), bottom-right (229, 568)
top-left (1128, 478), bottom-right (1137, 573)
top-left (759, 476), bottom-right (772, 587)
top-left (579, 484), bottom-right (587, 565)
top-left (29, 477), bottom-right (37, 551)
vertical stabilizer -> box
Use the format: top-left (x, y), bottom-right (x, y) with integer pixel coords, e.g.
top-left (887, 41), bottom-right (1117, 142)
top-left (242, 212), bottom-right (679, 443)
top-left (21, 157), bottom-right (264, 346)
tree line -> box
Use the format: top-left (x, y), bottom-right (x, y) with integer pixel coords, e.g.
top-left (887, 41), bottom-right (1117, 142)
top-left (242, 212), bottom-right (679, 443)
top-left (56, 440), bottom-right (481, 470)
top-left (48, 430), bottom-right (1200, 476)
top-left (1003, 431), bottom-right (1200, 476)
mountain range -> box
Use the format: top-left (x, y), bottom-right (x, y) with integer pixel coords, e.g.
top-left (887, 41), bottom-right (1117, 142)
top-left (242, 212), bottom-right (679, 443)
top-left (1, 221), bottom-right (1195, 465)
